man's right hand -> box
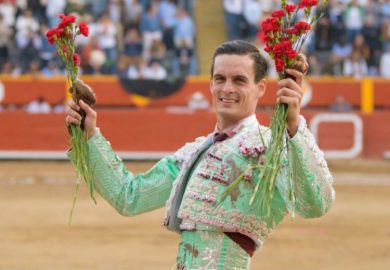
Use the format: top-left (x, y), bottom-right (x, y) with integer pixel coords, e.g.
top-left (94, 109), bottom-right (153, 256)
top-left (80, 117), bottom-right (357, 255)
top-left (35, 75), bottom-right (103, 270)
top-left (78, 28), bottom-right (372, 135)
top-left (66, 99), bottom-right (97, 139)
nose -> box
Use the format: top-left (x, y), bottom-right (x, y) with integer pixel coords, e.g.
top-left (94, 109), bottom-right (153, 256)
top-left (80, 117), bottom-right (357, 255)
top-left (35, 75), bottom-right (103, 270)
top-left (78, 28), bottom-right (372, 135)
top-left (221, 80), bottom-right (234, 94)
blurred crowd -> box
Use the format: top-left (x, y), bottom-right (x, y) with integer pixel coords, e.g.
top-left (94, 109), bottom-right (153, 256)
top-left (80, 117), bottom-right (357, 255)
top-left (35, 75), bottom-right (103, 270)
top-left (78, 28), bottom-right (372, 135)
top-left (3, 0), bottom-right (390, 80)
top-left (223, 0), bottom-right (390, 78)
top-left (0, 0), bottom-right (197, 79)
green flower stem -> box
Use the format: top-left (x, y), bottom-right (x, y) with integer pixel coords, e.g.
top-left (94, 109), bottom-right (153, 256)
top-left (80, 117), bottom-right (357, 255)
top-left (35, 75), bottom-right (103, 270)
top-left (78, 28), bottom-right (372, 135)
top-left (68, 121), bottom-right (96, 225)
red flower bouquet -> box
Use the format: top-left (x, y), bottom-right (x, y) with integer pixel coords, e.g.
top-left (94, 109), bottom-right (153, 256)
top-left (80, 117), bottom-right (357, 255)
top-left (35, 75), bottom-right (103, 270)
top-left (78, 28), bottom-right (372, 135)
top-left (46, 14), bottom-right (97, 223)
top-left (221, 0), bottom-right (328, 218)
top-left (252, 0), bottom-right (329, 217)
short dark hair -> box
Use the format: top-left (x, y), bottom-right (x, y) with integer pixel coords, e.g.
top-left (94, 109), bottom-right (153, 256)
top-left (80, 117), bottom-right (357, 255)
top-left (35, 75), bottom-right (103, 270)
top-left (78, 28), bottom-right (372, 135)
top-left (210, 40), bottom-right (268, 83)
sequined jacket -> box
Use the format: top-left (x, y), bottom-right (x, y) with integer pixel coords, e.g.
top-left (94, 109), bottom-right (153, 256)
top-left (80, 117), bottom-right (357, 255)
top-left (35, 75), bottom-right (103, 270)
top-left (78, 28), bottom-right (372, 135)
top-left (68, 116), bottom-right (335, 250)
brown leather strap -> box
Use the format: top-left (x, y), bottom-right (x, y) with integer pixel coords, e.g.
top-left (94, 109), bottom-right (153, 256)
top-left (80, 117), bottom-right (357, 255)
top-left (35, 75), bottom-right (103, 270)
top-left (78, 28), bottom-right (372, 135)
top-left (224, 232), bottom-right (256, 257)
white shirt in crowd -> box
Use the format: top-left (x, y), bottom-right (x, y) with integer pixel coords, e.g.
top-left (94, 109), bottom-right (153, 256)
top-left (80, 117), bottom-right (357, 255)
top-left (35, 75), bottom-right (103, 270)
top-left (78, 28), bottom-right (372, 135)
top-left (223, 0), bottom-right (244, 14)
top-left (380, 51), bottom-right (390, 78)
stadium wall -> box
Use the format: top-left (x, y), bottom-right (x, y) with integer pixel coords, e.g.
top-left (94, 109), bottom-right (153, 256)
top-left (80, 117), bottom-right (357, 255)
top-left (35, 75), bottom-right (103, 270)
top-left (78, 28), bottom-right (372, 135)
top-left (0, 76), bottom-right (389, 159)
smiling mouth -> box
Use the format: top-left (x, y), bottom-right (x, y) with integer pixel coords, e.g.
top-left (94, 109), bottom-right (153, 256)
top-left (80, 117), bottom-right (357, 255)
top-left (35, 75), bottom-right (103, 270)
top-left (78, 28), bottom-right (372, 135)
top-left (219, 98), bottom-right (239, 103)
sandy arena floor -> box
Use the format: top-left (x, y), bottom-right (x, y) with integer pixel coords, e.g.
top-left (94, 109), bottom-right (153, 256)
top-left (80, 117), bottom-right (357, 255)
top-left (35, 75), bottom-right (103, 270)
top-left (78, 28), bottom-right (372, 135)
top-left (0, 160), bottom-right (389, 270)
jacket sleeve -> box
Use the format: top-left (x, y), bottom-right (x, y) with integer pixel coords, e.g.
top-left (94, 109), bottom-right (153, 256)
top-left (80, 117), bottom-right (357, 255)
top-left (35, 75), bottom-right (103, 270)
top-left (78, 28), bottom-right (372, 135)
top-left (68, 129), bottom-right (181, 216)
top-left (278, 116), bottom-right (335, 218)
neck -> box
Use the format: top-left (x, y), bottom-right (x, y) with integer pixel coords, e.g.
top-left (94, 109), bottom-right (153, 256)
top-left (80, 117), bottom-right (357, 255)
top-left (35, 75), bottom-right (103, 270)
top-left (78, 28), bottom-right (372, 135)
top-left (217, 116), bottom-right (244, 131)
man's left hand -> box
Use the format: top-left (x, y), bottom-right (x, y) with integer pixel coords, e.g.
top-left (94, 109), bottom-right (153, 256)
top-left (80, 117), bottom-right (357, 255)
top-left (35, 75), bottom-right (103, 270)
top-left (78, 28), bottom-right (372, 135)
top-left (276, 68), bottom-right (306, 137)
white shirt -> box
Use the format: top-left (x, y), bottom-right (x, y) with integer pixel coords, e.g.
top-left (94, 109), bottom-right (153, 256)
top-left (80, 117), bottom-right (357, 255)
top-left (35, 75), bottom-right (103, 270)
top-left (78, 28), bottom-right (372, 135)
top-left (223, 0), bottom-right (244, 14)
top-left (243, 0), bottom-right (263, 26)
top-left (380, 52), bottom-right (390, 78)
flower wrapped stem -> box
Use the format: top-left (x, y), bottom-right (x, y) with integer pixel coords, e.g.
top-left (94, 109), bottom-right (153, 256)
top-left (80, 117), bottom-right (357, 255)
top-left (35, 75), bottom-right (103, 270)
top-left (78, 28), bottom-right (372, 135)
top-left (46, 14), bottom-right (95, 223)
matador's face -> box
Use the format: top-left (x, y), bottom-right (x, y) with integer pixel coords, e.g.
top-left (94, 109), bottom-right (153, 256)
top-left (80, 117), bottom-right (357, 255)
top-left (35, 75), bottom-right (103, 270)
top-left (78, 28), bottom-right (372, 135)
top-left (210, 54), bottom-right (265, 125)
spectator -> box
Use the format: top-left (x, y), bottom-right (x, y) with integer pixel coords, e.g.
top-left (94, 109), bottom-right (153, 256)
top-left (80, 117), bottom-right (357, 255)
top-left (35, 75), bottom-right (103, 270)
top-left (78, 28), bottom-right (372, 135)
top-left (331, 35), bottom-right (352, 75)
top-left (28, 0), bottom-right (46, 24)
top-left (124, 0), bottom-right (143, 26)
top-left (351, 34), bottom-right (370, 64)
top-left (0, 13), bottom-right (12, 66)
top-left (380, 44), bottom-right (390, 78)
top-left (382, 0), bottom-right (390, 20)
top-left (1, 61), bottom-right (14, 74)
top-left (16, 28), bottom-right (42, 72)
top-left (45, 0), bottom-right (66, 28)
top-left (25, 60), bottom-right (41, 77)
top-left (75, 13), bottom-right (97, 49)
top-left (140, 3), bottom-right (162, 60)
top-left (242, 0), bottom-right (263, 40)
top-left (364, 0), bottom-right (382, 27)
top-left (38, 24), bottom-right (56, 66)
top-left (173, 8), bottom-right (195, 50)
top-left (223, 0), bottom-right (244, 40)
top-left (159, 0), bottom-right (176, 52)
top-left (343, 0), bottom-right (365, 42)
top-left (108, 0), bottom-right (121, 23)
top-left (141, 59), bottom-right (167, 80)
top-left (15, 8), bottom-right (39, 38)
top-left (382, 17), bottom-right (390, 51)
top-left (122, 27), bottom-right (143, 66)
top-left (329, 95), bottom-right (352, 112)
top-left (0, 0), bottom-right (16, 28)
top-left (343, 50), bottom-right (368, 78)
top-left (81, 36), bottom-right (106, 74)
top-left (26, 96), bottom-right (51, 114)
top-left (95, 13), bottom-right (118, 73)
top-left (361, 14), bottom-right (381, 74)
top-left (149, 39), bottom-right (166, 63)
top-left (88, 0), bottom-right (107, 19)
top-left (126, 64), bottom-right (140, 79)
top-left (41, 60), bottom-right (62, 77)
top-left (329, 0), bottom-right (346, 41)
top-left (172, 7), bottom-right (195, 76)
top-left (315, 6), bottom-right (332, 51)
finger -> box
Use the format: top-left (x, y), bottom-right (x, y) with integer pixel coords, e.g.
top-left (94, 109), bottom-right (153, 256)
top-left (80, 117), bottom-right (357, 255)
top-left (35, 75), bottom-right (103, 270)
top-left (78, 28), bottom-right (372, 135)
top-left (285, 69), bottom-right (304, 86)
top-left (277, 95), bottom-right (301, 108)
top-left (276, 88), bottom-right (303, 100)
top-left (79, 100), bottom-right (96, 116)
top-left (67, 99), bottom-right (80, 111)
top-left (296, 53), bottom-right (309, 74)
top-left (66, 108), bottom-right (82, 121)
top-left (66, 115), bottom-right (81, 126)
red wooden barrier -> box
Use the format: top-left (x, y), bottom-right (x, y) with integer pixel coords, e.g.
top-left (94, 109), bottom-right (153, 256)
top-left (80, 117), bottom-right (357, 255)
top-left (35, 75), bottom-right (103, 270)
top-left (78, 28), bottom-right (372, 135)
top-left (0, 109), bottom-right (389, 158)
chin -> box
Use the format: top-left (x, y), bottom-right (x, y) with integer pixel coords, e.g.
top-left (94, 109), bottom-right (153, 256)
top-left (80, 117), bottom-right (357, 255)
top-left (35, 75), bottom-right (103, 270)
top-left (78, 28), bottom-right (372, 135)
top-left (217, 110), bottom-right (241, 123)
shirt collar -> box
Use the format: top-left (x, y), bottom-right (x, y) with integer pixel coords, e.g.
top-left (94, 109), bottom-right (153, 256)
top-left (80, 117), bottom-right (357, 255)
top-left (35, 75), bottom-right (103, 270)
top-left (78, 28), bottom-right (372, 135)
top-left (214, 114), bottom-right (258, 138)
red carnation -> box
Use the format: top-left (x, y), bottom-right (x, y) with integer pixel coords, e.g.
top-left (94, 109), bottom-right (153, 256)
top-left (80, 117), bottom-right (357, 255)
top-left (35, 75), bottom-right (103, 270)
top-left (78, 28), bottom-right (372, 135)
top-left (294, 21), bottom-right (311, 33)
top-left (58, 15), bottom-right (76, 29)
top-left (275, 58), bottom-right (286, 73)
top-left (78, 22), bottom-right (89, 37)
top-left (272, 10), bottom-right (285, 18)
top-left (298, 0), bottom-right (318, 9)
top-left (285, 4), bottom-right (296, 13)
top-left (46, 28), bottom-right (56, 44)
top-left (286, 49), bottom-right (298, 59)
top-left (73, 53), bottom-right (80, 66)
top-left (261, 17), bottom-right (280, 34)
top-left (55, 28), bottom-right (65, 38)
top-left (264, 44), bottom-right (273, 53)
top-left (284, 27), bottom-right (298, 35)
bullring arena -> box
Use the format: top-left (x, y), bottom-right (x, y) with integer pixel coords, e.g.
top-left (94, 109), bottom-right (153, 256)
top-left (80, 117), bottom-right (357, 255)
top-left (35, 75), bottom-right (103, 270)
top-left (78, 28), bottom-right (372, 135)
top-left (0, 160), bottom-right (389, 270)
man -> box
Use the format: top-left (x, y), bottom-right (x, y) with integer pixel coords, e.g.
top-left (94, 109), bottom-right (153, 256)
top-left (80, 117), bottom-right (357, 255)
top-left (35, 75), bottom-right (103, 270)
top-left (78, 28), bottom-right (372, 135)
top-left (66, 40), bottom-right (335, 269)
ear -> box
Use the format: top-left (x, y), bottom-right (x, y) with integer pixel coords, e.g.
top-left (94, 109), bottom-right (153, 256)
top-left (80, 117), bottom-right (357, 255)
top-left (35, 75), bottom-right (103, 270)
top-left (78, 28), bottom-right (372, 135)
top-left (256, 79), bottom-right (266, 99)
